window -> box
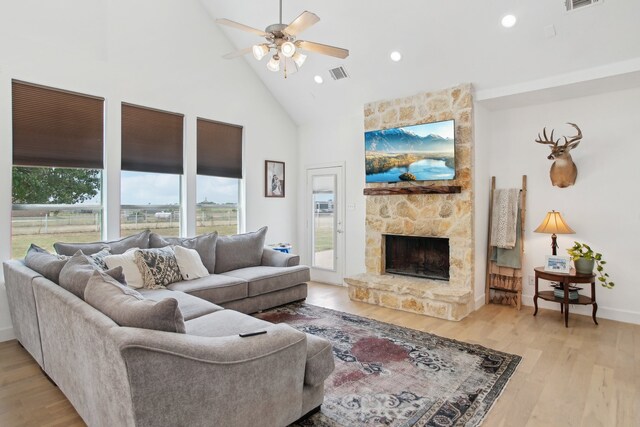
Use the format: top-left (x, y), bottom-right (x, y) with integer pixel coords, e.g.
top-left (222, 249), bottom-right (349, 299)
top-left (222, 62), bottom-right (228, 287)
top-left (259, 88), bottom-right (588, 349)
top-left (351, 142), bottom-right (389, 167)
top-left (11, 81), bottom-right (104, 257)
top-left (196, 118), bottom-right (242, 236)
top-left (196, 176), bottom-right (239, 236)
top-left (121, 103), bottom-right (184, 237)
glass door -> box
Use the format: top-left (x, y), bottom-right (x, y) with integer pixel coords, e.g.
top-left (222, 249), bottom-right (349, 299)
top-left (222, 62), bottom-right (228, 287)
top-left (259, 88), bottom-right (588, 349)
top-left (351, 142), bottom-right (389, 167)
top-left (306, 166), bottom-right (344, 285)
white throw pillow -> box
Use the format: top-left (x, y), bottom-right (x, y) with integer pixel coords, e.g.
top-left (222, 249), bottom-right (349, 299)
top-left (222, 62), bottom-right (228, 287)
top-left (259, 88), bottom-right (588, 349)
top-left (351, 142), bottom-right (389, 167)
top-left (173, 245), bottom-right (209, 280)
top-left (104, 248), bottom-right (145, 289)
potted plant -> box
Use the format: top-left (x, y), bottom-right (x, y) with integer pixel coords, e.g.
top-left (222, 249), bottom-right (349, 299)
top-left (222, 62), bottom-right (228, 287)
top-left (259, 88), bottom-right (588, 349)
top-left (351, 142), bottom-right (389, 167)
top-left (567, 242), bottom-right (615, 289)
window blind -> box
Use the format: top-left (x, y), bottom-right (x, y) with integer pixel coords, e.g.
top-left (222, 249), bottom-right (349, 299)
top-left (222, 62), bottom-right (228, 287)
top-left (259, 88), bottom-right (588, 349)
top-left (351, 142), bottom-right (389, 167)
top-left (197, 118), bottom-right (243, 179)
top-left (121, 103), bottom-right (184, 175)
top-left (12, 80), bottom-right (105, 169)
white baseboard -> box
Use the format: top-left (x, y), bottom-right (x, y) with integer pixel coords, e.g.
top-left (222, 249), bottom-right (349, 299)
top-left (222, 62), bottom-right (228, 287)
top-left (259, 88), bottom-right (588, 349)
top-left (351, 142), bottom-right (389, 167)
top-left (0, 326), bottom-right (15, 342)
top-left (521, 295), bottom-right (640, 325)
top-left (474, 294), bottom-right (486, 310)
top-left (473, 293), bottom-right (640, 325)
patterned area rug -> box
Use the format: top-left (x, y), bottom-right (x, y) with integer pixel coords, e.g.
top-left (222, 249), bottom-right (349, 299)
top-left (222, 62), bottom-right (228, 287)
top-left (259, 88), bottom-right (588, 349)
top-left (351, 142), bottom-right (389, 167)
top-left (255, 303), bottom-right (520, 427)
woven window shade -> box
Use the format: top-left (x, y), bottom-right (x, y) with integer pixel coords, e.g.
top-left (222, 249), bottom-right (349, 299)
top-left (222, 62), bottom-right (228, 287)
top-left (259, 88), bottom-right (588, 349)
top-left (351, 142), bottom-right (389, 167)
top-left (12, 80), bottom-right (105, 169)
top-left (121, 103), bottom-right (184, 175)
top-left (197, 118), bottom-right (243, 179)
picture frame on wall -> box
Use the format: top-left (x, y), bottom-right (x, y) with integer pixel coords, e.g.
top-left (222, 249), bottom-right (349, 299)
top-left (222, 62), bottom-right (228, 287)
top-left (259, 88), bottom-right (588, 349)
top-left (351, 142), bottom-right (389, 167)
top-left (265, 160), bottom-right (285, 198)
top-left (544, 255), bottom-right (571, 273)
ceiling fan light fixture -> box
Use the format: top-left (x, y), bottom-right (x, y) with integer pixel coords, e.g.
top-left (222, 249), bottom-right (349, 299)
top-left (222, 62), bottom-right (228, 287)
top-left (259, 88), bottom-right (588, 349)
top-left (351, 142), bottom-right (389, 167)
top-left (252, 44), bottom-right (269, 61)
top-left (280, 41), bottom-right (296, 58)
top-left (292, 51), bottom-right (307, 67)
top-left (267, 55), bottom-right (281, 72)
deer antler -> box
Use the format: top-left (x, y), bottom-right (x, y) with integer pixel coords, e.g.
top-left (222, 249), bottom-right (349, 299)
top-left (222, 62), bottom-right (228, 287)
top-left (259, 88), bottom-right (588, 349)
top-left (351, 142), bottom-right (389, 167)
top-left (562, 122), bottom-right (582, 147)
top-left (535, 127), bottom-right (560, 146)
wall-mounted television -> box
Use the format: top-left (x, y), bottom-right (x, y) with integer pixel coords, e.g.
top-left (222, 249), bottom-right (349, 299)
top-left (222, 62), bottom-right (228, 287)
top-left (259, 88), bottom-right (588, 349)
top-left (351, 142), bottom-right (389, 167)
top-left (365, 119), bottom-right (455, 183)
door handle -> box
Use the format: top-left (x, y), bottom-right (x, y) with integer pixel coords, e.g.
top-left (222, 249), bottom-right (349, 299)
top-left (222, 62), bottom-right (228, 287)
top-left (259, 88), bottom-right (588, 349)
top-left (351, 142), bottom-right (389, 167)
top-left (337, 229), bottom-right (344, 234)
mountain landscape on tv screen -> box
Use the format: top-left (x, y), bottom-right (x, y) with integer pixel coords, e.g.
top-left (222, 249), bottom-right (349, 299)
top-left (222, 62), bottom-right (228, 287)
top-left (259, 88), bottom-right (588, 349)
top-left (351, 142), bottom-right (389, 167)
top-left (365, 121), bottom-right (455, 183)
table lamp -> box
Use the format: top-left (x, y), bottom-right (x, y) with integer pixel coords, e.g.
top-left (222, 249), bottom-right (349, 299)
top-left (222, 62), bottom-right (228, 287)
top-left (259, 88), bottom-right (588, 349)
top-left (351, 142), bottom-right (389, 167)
top-left (534, 210), bottom-right (575, 255)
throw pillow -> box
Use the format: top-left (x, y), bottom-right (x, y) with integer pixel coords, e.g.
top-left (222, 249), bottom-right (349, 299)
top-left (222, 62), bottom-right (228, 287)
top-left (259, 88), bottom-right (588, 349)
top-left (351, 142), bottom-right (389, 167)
top-left (173, 245), bottom-right (209, 280)
top-left (104, 248), bottom-right (145, 289)
top-left (214, 226), bottom-right (268, 273)
top-left (24, 244), bottom-right (69, 283)
top-left (134, 247), bottom-right (182, 289)
top-left (84, 270), bottom-right (185, 333)
top-left (149, 232), bottom-right (218, 274)
top-left (54, 230), bottom-right (151, 256)
top-left (88, 247), bottom-right (111, 270)
top-left (59, 251), bottom-right (125, 299)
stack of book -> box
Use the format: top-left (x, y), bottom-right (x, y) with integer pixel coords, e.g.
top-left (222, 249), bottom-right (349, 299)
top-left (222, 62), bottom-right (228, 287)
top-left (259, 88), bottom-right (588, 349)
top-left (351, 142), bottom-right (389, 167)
top-left (551, 284), bottom-right (582, 300)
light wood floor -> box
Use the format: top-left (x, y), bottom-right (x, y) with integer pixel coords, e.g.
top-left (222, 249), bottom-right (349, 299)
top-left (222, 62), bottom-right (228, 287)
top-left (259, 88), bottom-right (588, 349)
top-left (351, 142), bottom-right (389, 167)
top-left (1, 282), bottom-right (638, 427)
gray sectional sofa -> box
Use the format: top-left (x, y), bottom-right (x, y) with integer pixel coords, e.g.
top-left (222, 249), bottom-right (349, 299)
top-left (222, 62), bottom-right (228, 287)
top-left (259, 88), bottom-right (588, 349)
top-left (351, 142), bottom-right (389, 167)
top-left (2, 228), bottom-right (335, 427)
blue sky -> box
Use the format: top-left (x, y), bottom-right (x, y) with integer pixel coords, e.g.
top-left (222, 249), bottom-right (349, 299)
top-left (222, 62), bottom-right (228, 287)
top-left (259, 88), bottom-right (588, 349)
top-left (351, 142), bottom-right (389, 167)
top-left (112, 172), bottom-right (239, 205)
top-left (407, 119), bottom-right (454, 139)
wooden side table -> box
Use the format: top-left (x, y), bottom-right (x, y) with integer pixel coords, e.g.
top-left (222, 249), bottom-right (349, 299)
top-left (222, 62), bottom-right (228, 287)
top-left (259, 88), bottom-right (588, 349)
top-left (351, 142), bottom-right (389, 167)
top-left (533, 267), bottom-right (597, 327)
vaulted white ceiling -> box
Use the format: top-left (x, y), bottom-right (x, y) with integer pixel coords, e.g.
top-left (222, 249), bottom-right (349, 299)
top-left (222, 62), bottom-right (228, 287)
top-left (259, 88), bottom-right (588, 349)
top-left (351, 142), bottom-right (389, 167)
top-left (201, 0), bottom-right (640, 125)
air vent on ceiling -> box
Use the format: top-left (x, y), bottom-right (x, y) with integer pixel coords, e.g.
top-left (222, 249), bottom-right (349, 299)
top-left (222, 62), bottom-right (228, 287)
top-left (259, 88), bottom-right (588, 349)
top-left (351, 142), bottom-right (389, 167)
top-left (565, 0), bottom-right (602, 12)
top-left (328, 66), bottom-right (349, 81)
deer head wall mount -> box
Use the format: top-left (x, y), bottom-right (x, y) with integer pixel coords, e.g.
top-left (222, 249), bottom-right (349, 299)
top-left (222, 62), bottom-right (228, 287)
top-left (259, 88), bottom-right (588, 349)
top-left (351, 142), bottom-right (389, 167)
top-left (535, 122), bottom-right (583, 188)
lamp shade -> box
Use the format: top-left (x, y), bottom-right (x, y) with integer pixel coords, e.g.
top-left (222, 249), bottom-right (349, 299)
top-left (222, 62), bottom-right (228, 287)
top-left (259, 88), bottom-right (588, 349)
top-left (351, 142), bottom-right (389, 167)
top-left (534, 210), bottom-right (575, 234)
top-left (266, 55), bottom-right (280, 72)
top-left (280, 41), bottom-right (296, 58)
top-left (252, 44), bottom-right (269, 61)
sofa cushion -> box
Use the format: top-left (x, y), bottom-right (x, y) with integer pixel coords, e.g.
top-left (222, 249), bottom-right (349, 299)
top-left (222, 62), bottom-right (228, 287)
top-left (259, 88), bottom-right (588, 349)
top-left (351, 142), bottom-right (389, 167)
top-left (173, 245), bottom-right (210, 280)
top-left (134, 247), bottom-right (182, 289)
top-left (184, 309), bottom-right (272, 337)
top-left (167, 274), bottom-right (248, 304)
top-left (222, 265), bottom-right (310, 297)
top-left (84, 270), bottom-right (185, 333)
top-left (139, 288), bottom-right (223, 321)
top-left (59, 251), bottom-right (125, 299)
top-left (149, 232), bottom-right (218, 274)
top-left (104, 249), bottom-right (145, 289)
top-left (214, 227), bottom-right (267, 274)
top-left (24, 244), bottom-right (69, 283)
top-left (304, 334), bottom-right (335, 387)
top-left (54, 230), bottom-right (151, 256)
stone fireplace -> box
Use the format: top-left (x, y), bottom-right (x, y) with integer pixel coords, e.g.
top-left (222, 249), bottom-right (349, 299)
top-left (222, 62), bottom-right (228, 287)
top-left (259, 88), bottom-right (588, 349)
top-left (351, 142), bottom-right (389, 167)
top-left (345, 84), bottom-right (474, 321)
top-left (385, 235), bottom-right (450, 281)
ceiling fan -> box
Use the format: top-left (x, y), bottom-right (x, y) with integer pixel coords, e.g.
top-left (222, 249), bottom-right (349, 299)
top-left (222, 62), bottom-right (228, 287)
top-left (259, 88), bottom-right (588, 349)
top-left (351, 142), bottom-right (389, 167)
top-left (217, 0), bottom-right (349, 77)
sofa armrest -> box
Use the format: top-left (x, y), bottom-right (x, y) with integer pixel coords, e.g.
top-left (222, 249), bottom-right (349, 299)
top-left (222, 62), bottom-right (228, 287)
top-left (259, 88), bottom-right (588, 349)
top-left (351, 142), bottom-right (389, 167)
top-left (112, 323), bottom-right (308, 427)
top-left (261, 247), bottom-right (300, 267)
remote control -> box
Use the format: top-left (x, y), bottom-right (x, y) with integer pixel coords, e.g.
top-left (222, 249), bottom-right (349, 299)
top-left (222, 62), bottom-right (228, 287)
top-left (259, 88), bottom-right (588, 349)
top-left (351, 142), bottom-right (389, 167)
top-left (239, 330), bottom-right (267, 338)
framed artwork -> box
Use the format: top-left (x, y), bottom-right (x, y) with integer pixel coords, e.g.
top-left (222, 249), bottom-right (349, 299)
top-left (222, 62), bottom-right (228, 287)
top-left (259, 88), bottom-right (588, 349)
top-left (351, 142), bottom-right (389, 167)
top-left (544, 255), bottom-right (571, 273)
top-left (265, 160), bottom-right (285, 198)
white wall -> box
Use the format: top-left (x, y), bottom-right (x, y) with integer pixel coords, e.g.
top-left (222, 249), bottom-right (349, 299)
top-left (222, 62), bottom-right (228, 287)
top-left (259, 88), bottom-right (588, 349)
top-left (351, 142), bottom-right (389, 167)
top-left (483, 87), bottom-right (640, 323)
top-left (473, 102), bottom-right (491, 308)
top-left (0, 0), bottom-right (298, 341)
top-left (297, 112), bottom-right (367, 279)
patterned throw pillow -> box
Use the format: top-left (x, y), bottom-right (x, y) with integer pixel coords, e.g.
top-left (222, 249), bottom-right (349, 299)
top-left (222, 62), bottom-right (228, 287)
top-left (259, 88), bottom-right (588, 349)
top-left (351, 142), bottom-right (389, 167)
top-left (88, 248), bottom-right (111, 270)
top-left (134, 247), bottom-right (182, 289)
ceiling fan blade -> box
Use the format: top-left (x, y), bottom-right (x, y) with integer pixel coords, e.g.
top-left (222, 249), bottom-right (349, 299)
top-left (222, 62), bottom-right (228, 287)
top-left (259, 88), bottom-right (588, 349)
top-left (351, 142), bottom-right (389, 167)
top-left (222, 46), bottom-right (253, 60)
top-left (296, 41), bottom-right (349, 59)
top-left (216, 18), bottom-right (268, 37)
top-left (284, 11), bottom-right (320, 36)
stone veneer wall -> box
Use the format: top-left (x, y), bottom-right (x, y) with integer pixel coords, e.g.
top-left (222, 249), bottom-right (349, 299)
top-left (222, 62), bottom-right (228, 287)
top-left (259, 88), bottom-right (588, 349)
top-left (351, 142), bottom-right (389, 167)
top-left (345, 84), bottom-right (475, 321)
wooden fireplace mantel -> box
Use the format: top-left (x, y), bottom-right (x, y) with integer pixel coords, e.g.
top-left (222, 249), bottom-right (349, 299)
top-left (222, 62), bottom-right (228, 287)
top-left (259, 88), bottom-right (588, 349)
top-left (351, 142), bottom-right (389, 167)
top-left (363, 185), bottom-right (461, 196)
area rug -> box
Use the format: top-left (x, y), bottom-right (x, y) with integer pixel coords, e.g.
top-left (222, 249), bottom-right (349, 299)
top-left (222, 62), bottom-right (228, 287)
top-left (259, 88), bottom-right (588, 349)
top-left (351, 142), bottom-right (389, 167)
top-left (255, 303), bottom-right (520, 427)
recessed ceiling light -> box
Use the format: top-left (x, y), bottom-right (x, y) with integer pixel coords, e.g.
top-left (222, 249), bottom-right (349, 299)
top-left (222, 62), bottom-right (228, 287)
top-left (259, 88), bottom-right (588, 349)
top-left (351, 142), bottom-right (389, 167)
top-left (314, 75), bottom-right (324, 84)
top-left (390, 51), bottom-right (402, 62)
top-left (501, 14), bottom-right (517, 28)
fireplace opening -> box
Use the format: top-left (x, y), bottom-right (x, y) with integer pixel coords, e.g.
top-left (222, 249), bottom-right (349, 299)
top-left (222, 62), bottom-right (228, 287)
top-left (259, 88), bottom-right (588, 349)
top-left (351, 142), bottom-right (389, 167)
top-left (384, 235), bottom-right (450, 281)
